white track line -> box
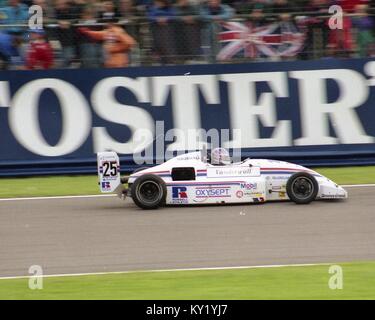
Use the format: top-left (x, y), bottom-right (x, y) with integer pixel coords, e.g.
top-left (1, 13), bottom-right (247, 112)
top-left (0, 184), bottom-right (374, 202)
top-left (0, 263), bottom-right (329, 280)
top-left (342, 184), bottom-right (375, 188)
top-left (0, 194), bottom-right (116, 202)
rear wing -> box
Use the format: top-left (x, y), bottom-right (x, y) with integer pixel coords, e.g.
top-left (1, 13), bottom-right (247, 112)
top-left (97, 152), bottom-right (123, 195)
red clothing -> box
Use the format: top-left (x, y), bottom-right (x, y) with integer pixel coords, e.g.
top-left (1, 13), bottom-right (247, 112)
top-left (338, 0), bottom-right (369, 12)
top-left (26, 41), bottom-right (54, 69)
top-left (327, 16), bottom-right (355, 51)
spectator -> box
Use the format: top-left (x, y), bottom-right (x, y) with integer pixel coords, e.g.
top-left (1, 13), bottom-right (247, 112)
top-left (297, 0), bottom-right (329, 59)
top-left (174, 0), bottom-right (201, 62)
top-left (25, 29), bottom-right (54, 69)
top-left (147, 0), bottom-right (177, 64)
top-left (119, 0), bottom-right (140, 20)
top-left (0, 0), bottom-right (29, 35)
top-left (79, 18), bottom-right (136, 68)
top-left (352, 3), bottom-right (374, 57)
top-left (200, 0), bottom-right (234, 62)
top-left (235, 0), bottom-right (268, 15)
top-left (200, 0), bottom-right (234, 21)
top-left (55, 0), bottom-right (79, 67)
top-left (77, 6), bottom-right (103, 68)
top-left (270, 0), bottom-right (293, 22)
top-left (327, 10), bottom-right (355, 57)
top-left (118, 0), bottom-right (142, 65)
top-left (270, 0), bottom-right (293, 14)
top-left (147, 0), bottom-right (176, 22)
top-left (249, 7), bottom-right (267, 27)
top-left (338, 0), bottom-right (369, 13)
top-left (98, 0), bottom-right (121, 23)
top-left (0, 31), bottom-right (23, 69)
top-left (134, 0), bottom-right (154, 13)
top-left (32, 0), bottom-right (53, 22)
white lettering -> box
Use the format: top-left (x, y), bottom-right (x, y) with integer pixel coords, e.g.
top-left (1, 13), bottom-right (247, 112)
top-left (9, 79), bottom-right (91, 156)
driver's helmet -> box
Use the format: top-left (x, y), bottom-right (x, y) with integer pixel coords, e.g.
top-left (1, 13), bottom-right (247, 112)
top-left (211, 148), bottom-right (231, 165)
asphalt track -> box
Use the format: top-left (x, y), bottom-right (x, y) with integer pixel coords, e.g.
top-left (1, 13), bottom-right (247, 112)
top-left (0, 186), bottom-right (375, 277)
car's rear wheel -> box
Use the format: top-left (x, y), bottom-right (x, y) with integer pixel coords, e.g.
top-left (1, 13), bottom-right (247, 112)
top-left (122, 167), bottom-right (149, 184)
top-left (132, 174), bottom-right (166, 210)
top-left (133, 167), bottom-right (149, 174)
top-left (286, 172), bottom-right (318, 204)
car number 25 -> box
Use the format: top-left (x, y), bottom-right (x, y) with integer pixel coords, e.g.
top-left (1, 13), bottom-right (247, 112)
top-left (102, 161), bottom-right (118, 177)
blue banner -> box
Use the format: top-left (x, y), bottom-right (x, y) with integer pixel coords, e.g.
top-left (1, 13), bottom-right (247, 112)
top-left (1, 58), bottom-right (375, 176)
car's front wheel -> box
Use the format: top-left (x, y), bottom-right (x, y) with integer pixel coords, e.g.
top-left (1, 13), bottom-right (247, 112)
top-left (286, 172), bottom-right (318, 204)
top-left (132, 174), bottom-right (167, 210)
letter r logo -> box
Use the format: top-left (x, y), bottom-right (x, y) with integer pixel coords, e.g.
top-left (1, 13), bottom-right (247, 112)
top-left (172, 187), bottom-right (187, 199)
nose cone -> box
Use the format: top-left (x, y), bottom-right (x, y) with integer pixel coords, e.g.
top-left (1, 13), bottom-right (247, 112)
top-left (338, 185), bottom-right (348, 199)
top-left (319, 181), bottom-right (348, 200)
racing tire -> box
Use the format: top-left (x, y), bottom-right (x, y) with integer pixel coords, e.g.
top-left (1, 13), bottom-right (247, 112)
top-left (286, 172), bottom-right (319, 204)
top-left (132, 174), bottom-right (167, 210)
top-left (121, 167), bottom-right (148, 184)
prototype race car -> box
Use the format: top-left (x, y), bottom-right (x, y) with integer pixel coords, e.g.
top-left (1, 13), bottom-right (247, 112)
top-left (97, 148), bottom-right (348, 210)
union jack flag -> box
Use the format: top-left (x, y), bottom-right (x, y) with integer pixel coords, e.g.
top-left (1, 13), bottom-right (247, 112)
top-left (217, 21), bottom-right (306, 61)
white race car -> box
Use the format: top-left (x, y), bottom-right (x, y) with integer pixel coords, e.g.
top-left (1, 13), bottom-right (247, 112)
top-left (97, 148), bottom-right (348, 210)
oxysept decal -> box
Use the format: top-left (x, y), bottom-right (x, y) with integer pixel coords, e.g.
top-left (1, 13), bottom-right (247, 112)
top-left (195, 187), bottom-right (231, 198)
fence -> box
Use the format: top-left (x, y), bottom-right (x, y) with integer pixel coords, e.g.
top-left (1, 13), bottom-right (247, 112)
top-left (1, 11), bottom-right (373, 69)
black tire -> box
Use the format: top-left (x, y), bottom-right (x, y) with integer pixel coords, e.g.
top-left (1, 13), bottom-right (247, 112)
top-left (286, 172), bottom-right (319, 204)
top-left (132, 174), bottom-right (167, 210)
top-left (121, 167), bottom-right (149, 185)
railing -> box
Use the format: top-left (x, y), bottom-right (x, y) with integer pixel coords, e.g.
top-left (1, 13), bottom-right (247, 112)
top-left (0, 12), bottom-right (374, 69)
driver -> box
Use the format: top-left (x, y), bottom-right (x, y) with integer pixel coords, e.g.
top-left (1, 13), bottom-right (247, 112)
top-left (210, 147), bottom-right (231, 165)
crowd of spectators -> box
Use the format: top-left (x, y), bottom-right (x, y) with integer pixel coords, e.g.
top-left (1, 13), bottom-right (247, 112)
top-left (0, 0), bottom-right (375, 69)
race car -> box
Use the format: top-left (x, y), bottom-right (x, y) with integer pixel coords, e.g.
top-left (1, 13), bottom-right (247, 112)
top-left (97, 147), bottom-right (348, 210)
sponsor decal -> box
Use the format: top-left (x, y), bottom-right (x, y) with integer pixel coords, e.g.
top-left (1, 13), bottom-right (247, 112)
top-left (195, 187), bottom-right (231, 198)
top-left (172, 186), bottom-right (188, 204)
top-left (279, 191), bottom-right (286, 198)
top-left (207, 167), bottom-right (260, 178)
top-left (320, 194), bottom-right (346, 199)
top-left (176, 154), bottom-right (201, 161)
top-left (249, 192), bottom-right (263, 197)
top-left (272, 186), bottom-right (281, 190)
top-left (240, 182), bottom-right (257, 190)
top-left (236, 190), bottom-right (244, 198)
top-left (101, 181), bottom-right (111, 191)
top-left (271, 176), bottom-right (290, 180)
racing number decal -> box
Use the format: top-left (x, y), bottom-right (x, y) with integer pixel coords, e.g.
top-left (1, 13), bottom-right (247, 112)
top-left (102, 161), bottom-right (118, 177)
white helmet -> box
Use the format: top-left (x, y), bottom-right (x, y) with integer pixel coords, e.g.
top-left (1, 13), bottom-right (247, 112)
top-left (211, 148), bottom-right (231, 165)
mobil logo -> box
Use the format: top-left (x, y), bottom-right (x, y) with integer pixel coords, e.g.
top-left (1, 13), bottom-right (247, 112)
top-left (172, 186), bottom-right (188, 199)
top-left (240, 182), bottom-right (258, 190)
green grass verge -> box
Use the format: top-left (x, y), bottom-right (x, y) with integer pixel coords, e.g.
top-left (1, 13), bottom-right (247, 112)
top-left (0, 175), bottom-right (100, 198)
top-left (0, 166), bottom-right (374, 199)
top-left (1, 262), bottom-right (374, 300)
top-left (314, 166), bottom-right (375, 185)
